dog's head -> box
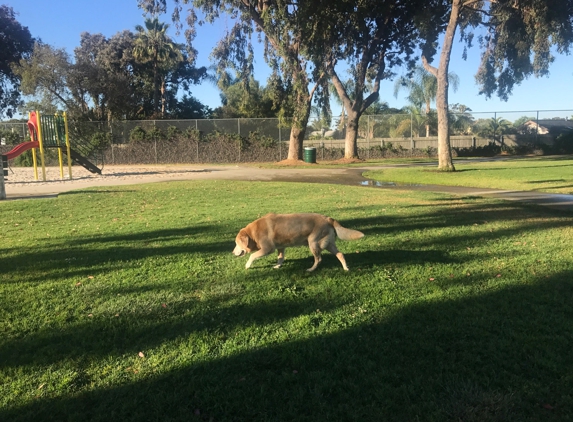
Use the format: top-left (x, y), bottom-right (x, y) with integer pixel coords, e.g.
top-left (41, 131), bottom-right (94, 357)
top-left (232, 229), bottom-right (258, 256)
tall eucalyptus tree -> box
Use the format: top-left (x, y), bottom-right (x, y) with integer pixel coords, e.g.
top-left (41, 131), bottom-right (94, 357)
top-left (304, 0), bottom-right (425, 159)
top-left (417, 0), bottom-right (573, 171)
top-left (137, 0), bottom-right (327, 161)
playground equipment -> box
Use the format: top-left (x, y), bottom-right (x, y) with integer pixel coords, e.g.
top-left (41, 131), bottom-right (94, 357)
top-left (1, 111), bottom-right (102, 183)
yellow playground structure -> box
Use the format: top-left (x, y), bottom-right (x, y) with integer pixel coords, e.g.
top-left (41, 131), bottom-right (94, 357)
top-left (2, 111), bottom-right (101, 182)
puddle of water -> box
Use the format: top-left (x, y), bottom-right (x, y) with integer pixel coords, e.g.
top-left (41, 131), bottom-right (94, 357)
top-left (360, 180), bottom-right (423, 188)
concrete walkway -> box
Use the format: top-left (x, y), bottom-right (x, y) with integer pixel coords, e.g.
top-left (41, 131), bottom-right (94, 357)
top-left (2, 163), bottom-right (573, 212)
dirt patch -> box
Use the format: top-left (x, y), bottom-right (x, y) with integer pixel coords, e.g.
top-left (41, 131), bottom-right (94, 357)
top-left (275, 159), bottom-right (315, 166)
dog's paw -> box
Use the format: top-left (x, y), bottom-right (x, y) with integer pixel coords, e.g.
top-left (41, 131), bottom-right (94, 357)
top-left (273, 264), bottom-right (282, 269)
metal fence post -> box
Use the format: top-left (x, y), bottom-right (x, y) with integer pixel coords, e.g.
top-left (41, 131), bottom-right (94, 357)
top-left (410, 113), bottom-right (414, 150)
top-left (536, 110), bottom-right (539, 144)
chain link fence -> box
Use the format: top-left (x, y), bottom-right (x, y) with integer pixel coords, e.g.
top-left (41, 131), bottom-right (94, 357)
top-left (2, 110), bottom-right (571, 164)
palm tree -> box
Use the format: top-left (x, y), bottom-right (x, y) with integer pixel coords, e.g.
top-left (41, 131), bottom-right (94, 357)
top-left (133, 17), bottom-right (182, 116)
top-left (394, 66), bottom-right (459, 137)
top-left (477, 117), bottom-right (512, 143)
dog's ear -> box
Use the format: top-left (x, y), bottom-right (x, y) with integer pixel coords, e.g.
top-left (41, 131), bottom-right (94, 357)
top-left (237, 230), bottom-right (250, 248)
top-left (247, 236), bottom-right (258, 251)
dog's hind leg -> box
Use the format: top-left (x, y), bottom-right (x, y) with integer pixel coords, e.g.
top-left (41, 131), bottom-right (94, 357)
top-left (274, 248), bottom-right (285, 269)
top-left (326, 244), bottom-right (349, 271)
top-left (306, 243), bottom-right (322, 272)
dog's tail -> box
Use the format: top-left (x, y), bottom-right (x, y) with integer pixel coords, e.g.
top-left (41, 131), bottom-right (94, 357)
top-left (327, 217), bottom-right (365, 241)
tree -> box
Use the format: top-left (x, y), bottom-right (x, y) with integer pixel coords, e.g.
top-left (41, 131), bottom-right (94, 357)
top-left (418, 0), bottom-right (573, 171)
top-left (17, 26), bottom-right (206, 121)
top-left (16, 43), bottom-right (77, 112)
top-left (449, 103), bottom-right (474, 135)
top-left (214, 75), bottom-right (277, 118)
top-left (305, 0), bottom-right (424, 160)
top-left (133, 17), bottom-right (183, 117)
top-left (393, 65), bottom-right (459, 137)
top-left (475, 116), bottom-right (512, 142)
top-left (0, 5), bottom-right (35, 118)
top-left (137, 0), bottom-right (327, 161)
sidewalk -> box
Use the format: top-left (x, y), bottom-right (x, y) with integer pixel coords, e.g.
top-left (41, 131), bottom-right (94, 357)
top-left (2, 164), bottom-right (573, 212)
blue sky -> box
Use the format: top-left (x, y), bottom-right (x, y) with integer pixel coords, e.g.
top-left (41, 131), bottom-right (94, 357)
top-left (8, 0), bottom-right (573, 120)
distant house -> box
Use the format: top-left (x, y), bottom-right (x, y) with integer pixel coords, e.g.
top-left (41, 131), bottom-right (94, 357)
top-left (522, 119), bottom-right (573, 135)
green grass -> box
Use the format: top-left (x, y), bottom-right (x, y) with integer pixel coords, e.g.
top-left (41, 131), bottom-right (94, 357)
top-left (1, 180), bottom-right (573, 421)
top-left (364, 156), bottom-right (573, 194)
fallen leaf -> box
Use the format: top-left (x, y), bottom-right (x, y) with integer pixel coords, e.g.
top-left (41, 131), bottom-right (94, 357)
top-left (292, 370), bottom-right (298, 374)
top-left (38, 383), bottom-right (45, 390)
top-left (88, 275), bottom-right (94, 279)
top-left (75, 282), bottom-right (82, 287)
top-left (496, 274), bottom-right (502, 278)
top-left (161, 303), bottom-right (167, 308)
top-left (88, 314), bottom-right (93, 317)
top-left (429, 278), bottom-right (435, 281)
top-left (138, 351), bottom-right (145, 358)
top-left (194, 409), bottom-right (201, 415)
top-left (542, 404), bottom-right (554, 410)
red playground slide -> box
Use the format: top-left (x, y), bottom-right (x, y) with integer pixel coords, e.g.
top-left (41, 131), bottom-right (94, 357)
top-left (3, 141), bottom-right (40, 160)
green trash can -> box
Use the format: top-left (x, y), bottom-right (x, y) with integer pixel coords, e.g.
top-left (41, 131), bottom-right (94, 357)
top-left (304, 147), bottom-right (317, 163)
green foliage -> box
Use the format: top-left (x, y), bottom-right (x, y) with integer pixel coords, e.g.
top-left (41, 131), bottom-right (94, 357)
top-left (0, 5), bottom-right (35, 118)
top-left (553, 132), bottom-right (573, 154)
top-left (146, 126), bottom-right (166, 141)
top-left (0, 128), bottom-right (24, 145)
top-left (129, 126), bottom-right (148, 143)
top-left (184, 127), bottom-right (201, 141)
top-left (166, 126), bottom-right (182, 141)
top-left (90, 132), bottom-right (112, 150)
top-left (247, 131), bottom-right (277, 148)
top-left (454, 143), bottom-right (501, 157)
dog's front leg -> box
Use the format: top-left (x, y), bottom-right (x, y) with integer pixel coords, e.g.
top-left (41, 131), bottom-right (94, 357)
top-left (245, 248), bottom-right (273, 269)
top-left (273, 248), bottom-right (285, 269)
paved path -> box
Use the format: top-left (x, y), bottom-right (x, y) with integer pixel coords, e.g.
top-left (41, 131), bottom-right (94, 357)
top-left (3, 164), bottom-right (573, 212)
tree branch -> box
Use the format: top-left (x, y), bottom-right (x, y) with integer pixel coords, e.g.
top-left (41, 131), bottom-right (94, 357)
top-left (421, 55), bottom-right (438, 78)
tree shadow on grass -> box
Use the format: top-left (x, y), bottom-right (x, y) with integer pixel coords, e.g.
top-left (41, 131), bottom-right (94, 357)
top-left (0, 225), bottom-right (231, 284)
top-left (0, 291), bottom-right (347, 370)
top-left (2, 270), bottom-right (572, 422)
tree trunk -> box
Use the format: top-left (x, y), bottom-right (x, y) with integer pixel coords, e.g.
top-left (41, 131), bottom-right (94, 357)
top-left (344, 109), bottom-right (359, 159)
top-left (287, 94), bottom-right (312, 161)
top-left (423, 0), bottom-right (459, 171)
top-left (160, 79), bottom-right (166, 118)
top-left (153, 62), bottom-right (160, 114)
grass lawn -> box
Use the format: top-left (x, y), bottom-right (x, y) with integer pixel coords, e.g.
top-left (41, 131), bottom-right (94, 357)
top-left (364, 156), bottom-right (573, 194)
top-left (1, 180), bottom-right (573, 421)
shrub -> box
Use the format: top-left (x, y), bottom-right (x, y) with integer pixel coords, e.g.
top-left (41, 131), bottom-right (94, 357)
top-left (167, 126), bottom-right (182, 141)
top-left (185, 128), bottom-right (201, 141)
top-left (248, 131), bottom-right (277, 148)
top-left (147, 127), bottom-right (166, 141)
top-left (0, 128), bottom-right (24, 145)
top-left (90, 132), bottom-right (112, 151)
top-left (553, 132), bottom-right (573, 154)
top-left (129, 126), bottom-right (147, 143)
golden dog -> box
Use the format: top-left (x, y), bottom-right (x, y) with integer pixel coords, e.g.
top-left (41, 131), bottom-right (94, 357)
top-left (232, 213), bottom-right (364, 271)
